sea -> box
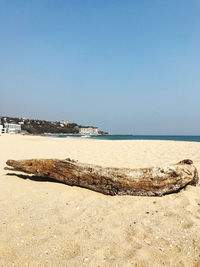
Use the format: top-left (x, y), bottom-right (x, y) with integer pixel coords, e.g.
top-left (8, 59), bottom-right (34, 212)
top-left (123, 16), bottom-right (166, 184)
top-left (44, 135), bottom-right (200, 142)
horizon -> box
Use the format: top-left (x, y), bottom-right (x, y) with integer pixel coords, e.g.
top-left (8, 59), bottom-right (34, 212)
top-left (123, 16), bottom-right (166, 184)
top-left (1, 114), bottom-right (200, 136)
top-left (1, 1), bottom-right (200, 135)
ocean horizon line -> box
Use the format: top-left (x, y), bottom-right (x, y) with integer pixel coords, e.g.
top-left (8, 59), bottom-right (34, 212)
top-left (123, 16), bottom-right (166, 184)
top-left (43, 134), bottom-right (200, 142)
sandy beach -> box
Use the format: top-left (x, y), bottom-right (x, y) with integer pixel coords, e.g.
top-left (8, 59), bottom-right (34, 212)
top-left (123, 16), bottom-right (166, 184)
top-left (0, 134), bottom-right (200, 266)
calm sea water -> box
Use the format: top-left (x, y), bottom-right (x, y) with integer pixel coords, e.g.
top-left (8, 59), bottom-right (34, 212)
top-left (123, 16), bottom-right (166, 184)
top-left (44, 134), bottom-right (200, 142)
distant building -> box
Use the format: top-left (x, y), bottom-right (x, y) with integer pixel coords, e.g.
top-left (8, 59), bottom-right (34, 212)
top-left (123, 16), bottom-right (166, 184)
top-left (79, 126), bottom-right (99, 135)
top-left (4, 123), bottom-right (21, 133)
top-left (60, 120), bottom-right (70, 126)
top-left (0, 125), bottom-right (3, 134)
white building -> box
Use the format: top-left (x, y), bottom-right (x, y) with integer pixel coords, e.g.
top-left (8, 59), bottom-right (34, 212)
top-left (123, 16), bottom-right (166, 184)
top-left (60, 120), bottom-right (70, 126)
top-left (4, 123), bottom-right (21, 133)
top-left (79, 126), bottom-right (99, 135)
top-left (0, 125), bottom-right (2, 134)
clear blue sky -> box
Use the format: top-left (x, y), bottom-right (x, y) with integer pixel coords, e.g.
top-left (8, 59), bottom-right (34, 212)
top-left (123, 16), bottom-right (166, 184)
top-left (0, 0), bottom-right (200, 134)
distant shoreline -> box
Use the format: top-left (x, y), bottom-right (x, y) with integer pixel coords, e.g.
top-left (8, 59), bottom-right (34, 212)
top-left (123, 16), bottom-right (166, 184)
top-left (41, 134), bottom-right (200, 142)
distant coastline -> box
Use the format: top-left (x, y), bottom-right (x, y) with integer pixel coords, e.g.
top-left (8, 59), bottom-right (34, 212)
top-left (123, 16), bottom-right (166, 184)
top-left (43, 134), bottom-right (200, 142)
top-left (0, 116), bottom-right (108, 135)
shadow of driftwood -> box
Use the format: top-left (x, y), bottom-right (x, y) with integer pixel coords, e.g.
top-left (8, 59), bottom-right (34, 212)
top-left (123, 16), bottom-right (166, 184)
top-left (6, 173), bottom-right (64, 184)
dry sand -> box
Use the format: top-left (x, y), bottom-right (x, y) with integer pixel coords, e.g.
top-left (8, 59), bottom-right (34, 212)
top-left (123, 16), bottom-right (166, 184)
top-left (0, 134), bottom-right (200, 267)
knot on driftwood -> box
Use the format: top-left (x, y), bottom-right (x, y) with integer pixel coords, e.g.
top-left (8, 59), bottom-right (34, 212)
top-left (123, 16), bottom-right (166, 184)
top-left (178, 159), bottom-right (193, 165)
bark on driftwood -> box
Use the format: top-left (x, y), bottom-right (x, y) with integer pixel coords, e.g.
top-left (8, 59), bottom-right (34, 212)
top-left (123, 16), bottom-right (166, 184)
top-left (5, 158), bottom-right (198, 196)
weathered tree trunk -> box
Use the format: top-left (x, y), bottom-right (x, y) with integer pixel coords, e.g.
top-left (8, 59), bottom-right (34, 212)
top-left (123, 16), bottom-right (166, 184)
top-left (5, 158), bottom-right (198, 196)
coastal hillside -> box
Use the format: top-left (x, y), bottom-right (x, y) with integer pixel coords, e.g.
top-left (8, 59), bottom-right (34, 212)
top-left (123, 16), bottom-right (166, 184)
top-left (0, 116), bottom-right (107, 135)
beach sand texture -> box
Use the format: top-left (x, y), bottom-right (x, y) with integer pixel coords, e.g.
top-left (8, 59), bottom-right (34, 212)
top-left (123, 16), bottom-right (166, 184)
top-left (0, 134), bottom-right (200, 267)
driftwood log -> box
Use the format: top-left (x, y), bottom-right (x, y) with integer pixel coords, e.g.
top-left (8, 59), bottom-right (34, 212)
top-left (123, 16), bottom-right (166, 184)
top-left (5, 158), bottom-right (198, 196)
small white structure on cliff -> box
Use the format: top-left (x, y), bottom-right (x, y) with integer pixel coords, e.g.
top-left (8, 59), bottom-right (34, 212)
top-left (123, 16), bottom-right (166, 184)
top-left (4, 123), bottom-right (21, 133)
top-left (0, 124), bottom-right (3, 134)
top-left (60, 120), bottom-right (70, 126)
top-left (79, 126), bottom-right (99, 135)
